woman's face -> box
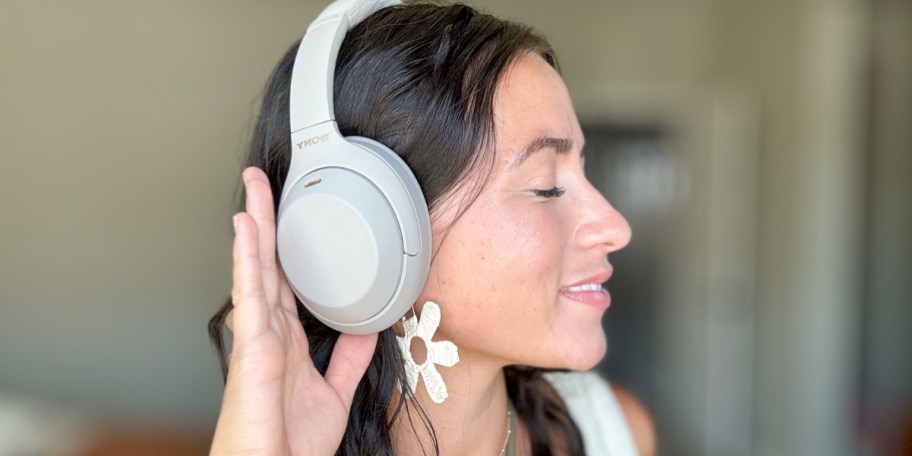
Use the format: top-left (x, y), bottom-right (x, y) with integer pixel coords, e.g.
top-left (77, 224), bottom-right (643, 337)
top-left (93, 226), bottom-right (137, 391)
top-left (417, 52), bottom-right (632, 371)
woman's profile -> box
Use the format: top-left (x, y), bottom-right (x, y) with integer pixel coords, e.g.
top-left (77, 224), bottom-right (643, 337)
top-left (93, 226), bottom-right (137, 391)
top-left (208, 1), bottom-right (656, 454)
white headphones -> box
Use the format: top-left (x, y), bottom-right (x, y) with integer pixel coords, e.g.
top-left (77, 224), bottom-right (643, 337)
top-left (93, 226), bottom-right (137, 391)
top-left (276, 0), bottom-right (432, 335)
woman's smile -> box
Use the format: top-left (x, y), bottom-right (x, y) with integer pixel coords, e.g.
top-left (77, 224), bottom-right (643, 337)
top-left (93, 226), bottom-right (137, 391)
top-left (560, 268), bottom-right (614, 309)
top-left (559, 286), bottom-right (611, 310)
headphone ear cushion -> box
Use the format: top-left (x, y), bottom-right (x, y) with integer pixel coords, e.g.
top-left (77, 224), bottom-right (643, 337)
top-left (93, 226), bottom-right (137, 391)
top-left (276, 138), bottom-right (431, 334)
top-left (277, 167), bottom-right (405, 325)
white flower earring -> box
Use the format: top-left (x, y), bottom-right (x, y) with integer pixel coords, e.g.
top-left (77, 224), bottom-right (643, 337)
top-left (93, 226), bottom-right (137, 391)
top-left (396, 301), bottom-right (459, 404)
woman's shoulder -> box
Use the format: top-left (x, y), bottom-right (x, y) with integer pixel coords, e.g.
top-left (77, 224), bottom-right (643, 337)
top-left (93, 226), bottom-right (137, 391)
top-left (542, 371), bottom-right (656, 456)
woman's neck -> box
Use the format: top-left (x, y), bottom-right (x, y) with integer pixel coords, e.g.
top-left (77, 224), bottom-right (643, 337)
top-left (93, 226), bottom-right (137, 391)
top-left (390, 354), bottom-right (515, 456)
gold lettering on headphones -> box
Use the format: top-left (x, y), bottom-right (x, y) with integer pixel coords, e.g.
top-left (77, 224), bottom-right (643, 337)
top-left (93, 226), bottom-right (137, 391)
top-left (296, 133), bottom-right (331, 149)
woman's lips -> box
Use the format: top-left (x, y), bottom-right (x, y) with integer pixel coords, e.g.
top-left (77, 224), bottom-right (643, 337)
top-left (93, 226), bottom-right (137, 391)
top-left (559, 287), bottom-right (611, 310)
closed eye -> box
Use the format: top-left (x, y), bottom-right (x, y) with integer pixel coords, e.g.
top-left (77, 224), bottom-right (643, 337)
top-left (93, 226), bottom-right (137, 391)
top-left (534, 187), bottom-right (566, 198)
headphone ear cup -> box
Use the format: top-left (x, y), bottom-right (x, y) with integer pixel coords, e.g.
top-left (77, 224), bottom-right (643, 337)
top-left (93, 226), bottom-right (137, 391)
top-left (276, 138), bottom-right (431, 334)
top-left (277, 167), bottom-right (405, 325)
top-left (280, 0), bottom-right (419, 334)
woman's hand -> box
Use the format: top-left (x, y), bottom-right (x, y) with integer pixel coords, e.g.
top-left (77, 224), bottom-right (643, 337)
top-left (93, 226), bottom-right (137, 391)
top-left (210, 167), bottom-right (378, 456)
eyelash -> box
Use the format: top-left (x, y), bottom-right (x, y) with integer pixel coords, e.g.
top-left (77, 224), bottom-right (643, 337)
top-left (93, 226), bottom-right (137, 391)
top-left (534, 186), bottom-right (566, 198)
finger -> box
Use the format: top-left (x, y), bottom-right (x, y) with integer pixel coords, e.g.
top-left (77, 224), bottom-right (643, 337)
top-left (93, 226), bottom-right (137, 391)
top-left (324, 333), bottom-right (378, 410)
top-left (231, 212), bottom-right (268, 342)
top-left (276, 265), bottom-right (299, 314)
top-left (242, 167), bottom-right (282, 309)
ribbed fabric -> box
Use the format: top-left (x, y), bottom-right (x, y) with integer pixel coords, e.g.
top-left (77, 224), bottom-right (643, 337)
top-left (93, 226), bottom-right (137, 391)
top-left (544, 371), bottom-right (639, 456)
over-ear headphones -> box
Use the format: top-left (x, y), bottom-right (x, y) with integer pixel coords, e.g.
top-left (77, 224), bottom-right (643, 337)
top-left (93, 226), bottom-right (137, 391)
top-left (276, 0), bottom-right (432, 335)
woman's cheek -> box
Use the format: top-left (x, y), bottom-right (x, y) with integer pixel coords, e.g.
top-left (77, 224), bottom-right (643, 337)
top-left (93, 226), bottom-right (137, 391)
top-left (507, 208), bottom-right (563, 268)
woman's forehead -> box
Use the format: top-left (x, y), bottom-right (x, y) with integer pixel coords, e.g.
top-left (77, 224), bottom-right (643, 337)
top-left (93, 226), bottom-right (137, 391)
top-left (493, 53), bottom-right (584, 164)
top-left (431, 53), bottom-right (583, 215)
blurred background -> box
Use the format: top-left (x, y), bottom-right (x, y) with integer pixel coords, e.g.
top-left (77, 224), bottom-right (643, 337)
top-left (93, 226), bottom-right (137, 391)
top-left (1, 0), bottom-right (909, 455)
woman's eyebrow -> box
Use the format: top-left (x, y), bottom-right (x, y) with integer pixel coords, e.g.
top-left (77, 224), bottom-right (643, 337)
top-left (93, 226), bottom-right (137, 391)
top-left (508, 136), bottom-right (576, 171)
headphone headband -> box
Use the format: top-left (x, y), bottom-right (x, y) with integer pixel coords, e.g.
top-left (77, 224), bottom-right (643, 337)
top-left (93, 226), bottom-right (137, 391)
top-left (289, 0), bottom-right (402, 134)
top-left (279, 0), bottom-right (431, 334)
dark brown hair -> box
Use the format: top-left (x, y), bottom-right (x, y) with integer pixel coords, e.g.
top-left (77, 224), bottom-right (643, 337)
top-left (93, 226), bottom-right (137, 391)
top-left (208, 3), bottom-right (585, 455)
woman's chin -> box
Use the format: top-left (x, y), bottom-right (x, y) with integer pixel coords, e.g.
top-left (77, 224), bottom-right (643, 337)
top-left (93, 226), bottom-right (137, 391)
top-left (571, 343), bottom-right (608, 371)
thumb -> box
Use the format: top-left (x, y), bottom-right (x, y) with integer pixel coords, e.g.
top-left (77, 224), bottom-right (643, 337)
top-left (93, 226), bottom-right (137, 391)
top-left (324, 333), bottom-right (378, 409)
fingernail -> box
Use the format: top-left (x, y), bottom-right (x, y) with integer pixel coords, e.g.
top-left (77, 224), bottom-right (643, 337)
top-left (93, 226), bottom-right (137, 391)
top-left (232, 214), bottom-right (238, 233)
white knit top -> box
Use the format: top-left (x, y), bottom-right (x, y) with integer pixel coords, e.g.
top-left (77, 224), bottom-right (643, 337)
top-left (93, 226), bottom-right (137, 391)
top-left (544, 371), bottom-right (639, 456)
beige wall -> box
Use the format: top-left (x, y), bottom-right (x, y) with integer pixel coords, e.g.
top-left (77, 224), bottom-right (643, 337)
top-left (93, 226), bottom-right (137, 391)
top-left (0, 0), bottom-right (324, 426)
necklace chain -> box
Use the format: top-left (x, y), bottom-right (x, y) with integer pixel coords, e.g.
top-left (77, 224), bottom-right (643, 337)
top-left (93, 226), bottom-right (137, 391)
top-left (498, 408), bottom-right (513, 456)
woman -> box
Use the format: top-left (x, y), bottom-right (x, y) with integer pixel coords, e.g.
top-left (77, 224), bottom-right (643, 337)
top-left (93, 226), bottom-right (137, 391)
top-left (209, 2), bottom-right (656, 455)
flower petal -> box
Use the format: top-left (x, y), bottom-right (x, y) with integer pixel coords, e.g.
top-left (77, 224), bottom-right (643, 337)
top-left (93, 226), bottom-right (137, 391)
top-left (416, 301), bottom-right (441, 340)
top-left (397, 335), bottom-right (412, 361)
top-left (420, 364), bottom-right (449, 404)
top-left (403, 357), bottom-right (420, 395)
top-left (427, 340), bottom-right (459, 367)
top-left (402, 314), bottom-right (418, 338)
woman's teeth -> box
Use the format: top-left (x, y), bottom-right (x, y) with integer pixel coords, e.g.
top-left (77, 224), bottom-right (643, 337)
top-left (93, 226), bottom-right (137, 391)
top-left (563, 283), bottom-right (603, 292)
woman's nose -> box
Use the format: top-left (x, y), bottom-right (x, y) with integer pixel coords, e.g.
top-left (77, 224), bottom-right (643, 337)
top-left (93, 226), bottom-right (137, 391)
top-left (573, 182), bottom-right (632, 254)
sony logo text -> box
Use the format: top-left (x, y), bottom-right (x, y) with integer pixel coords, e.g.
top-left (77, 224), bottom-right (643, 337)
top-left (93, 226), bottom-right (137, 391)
top-left (297, 133), bottom-right (330, 149)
